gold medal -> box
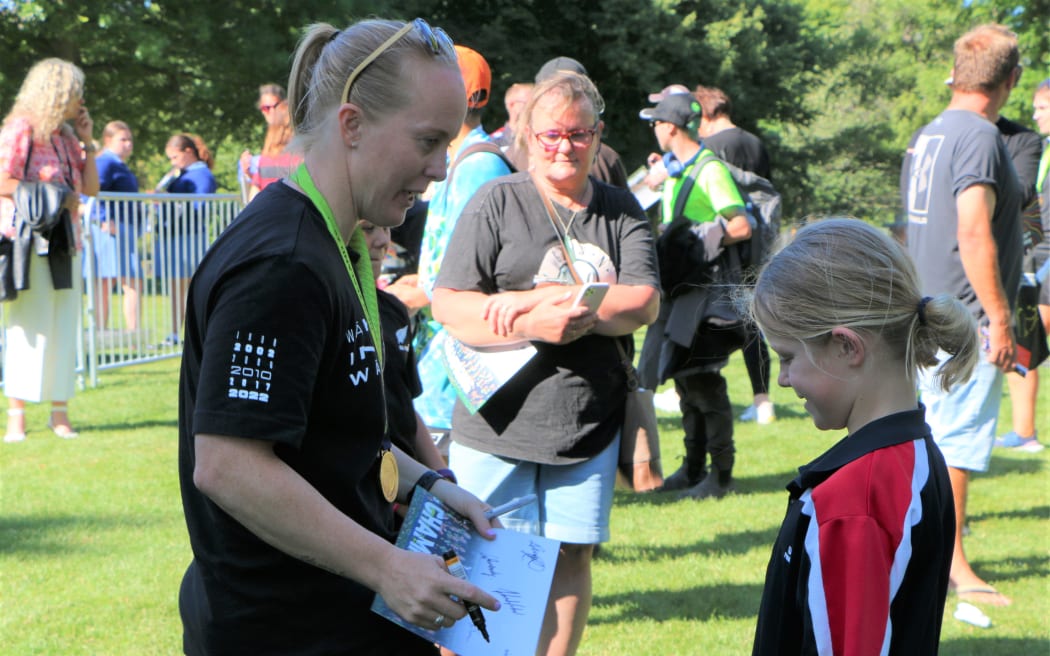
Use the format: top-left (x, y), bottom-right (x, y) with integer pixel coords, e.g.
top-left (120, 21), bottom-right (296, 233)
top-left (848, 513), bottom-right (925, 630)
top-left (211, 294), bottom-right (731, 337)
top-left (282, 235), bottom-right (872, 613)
top-left (379, 449), bottom-right (398, 503)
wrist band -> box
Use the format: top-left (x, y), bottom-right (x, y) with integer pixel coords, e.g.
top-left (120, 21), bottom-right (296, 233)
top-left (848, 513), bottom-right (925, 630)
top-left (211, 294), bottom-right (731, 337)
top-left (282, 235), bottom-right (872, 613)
top-left (405, 470), bottom-right (443, 506)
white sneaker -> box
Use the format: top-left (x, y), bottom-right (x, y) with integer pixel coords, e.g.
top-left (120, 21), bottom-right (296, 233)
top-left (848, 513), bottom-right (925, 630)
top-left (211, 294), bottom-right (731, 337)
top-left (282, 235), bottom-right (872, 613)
top-left (653, 388), bottom-right (681, 413)
top-left (756, 401), bottom-right (776, 425)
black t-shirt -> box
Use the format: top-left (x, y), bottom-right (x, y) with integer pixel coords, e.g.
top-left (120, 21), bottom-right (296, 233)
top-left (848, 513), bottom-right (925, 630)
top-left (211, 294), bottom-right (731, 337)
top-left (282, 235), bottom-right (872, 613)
top-left (593, 143), bottom-right (630, 189)
top-left (178, 182), bottom-right (434, 655)
top-left (703, 127), bottom-right (772, 180)
top-left (996, 116), bottom-right (1043, 210)
top-left (379, 288), bottom-right (423, 457)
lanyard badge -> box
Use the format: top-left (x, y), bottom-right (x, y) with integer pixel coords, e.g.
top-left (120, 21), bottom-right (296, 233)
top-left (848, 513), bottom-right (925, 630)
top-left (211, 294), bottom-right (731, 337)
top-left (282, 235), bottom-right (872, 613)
top-left (290, 164), bottom-right (397, 501)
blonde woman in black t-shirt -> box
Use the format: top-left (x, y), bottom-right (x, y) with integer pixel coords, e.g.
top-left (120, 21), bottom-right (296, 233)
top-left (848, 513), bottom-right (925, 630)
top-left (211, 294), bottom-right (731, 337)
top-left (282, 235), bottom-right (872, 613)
top-left (177, 19), bottom-right (499, 655)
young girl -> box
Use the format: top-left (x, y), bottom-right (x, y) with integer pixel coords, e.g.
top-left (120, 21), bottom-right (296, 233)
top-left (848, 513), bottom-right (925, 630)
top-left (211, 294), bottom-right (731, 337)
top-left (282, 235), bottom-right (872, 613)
top-left (749, 218), bottom-right (978, 655)
top-left (360, 219), bottom-right (451, 476)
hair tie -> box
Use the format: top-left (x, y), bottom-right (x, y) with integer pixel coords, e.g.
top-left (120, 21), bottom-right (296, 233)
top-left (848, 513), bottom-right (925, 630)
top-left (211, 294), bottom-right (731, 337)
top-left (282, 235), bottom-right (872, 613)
top-left (917, 296), bottom-right (932, 326)
top-left (328, 29), bottom-right (341, 43)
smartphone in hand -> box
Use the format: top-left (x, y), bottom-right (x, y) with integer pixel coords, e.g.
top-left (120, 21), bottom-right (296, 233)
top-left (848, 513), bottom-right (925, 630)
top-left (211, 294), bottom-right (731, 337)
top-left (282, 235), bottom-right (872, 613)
top-left (572, 282), bottom-right (609, 312)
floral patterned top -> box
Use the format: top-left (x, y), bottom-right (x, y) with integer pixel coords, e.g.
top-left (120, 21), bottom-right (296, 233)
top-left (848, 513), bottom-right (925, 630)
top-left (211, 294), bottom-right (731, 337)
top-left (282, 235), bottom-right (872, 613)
top-left (1, 116), bottom-right (85, 237)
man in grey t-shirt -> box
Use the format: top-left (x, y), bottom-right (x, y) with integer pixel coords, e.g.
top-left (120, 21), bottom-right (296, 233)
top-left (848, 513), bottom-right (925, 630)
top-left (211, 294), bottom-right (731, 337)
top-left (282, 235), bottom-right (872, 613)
top-left (901, 23), bottom-right (1023, 609)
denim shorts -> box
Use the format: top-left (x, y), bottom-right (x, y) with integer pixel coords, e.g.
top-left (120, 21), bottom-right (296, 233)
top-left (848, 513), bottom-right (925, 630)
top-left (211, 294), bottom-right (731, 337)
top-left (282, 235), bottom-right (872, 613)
top-left (449, 433), bottom-right (620, 544)
top-left (918, 353), bottom-right (1003, 472)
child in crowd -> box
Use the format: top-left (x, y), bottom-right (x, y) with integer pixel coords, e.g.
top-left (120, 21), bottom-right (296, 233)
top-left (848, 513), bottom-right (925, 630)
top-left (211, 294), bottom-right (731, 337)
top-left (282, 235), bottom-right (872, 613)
top-left (360, 220), bottom-right (452, 476)
top-left (749, 218), bottom-right (977, 654)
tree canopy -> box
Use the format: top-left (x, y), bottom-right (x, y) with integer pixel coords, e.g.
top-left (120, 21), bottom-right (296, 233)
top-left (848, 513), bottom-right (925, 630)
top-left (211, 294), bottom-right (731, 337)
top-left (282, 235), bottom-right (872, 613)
top-left (1, 0), bottom-right (1046, 225)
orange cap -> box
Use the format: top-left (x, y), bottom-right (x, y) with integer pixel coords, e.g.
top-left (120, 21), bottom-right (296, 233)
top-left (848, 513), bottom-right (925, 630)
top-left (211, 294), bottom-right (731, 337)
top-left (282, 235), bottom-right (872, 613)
top-left (455, 45), bottom-right (491, 109)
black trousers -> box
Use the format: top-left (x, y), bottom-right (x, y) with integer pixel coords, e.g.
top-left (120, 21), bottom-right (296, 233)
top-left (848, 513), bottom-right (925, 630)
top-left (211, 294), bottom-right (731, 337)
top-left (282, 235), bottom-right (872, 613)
top-left (674, 369), bottom-right (735, 482)
top-left (742, 323), bottom-right (772, 397)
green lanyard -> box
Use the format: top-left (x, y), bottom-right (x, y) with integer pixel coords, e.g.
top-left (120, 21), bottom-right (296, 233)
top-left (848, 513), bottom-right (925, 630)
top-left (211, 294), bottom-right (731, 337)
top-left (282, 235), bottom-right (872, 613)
top-left (290, 163), bottom-right (383, 369)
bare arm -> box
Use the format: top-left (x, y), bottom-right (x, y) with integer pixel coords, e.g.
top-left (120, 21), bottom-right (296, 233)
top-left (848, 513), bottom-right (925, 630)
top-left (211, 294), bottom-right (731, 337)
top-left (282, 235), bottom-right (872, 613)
top-left (409, 412), bottom-right (448, 472)
top-left (73, 109), bottom-right (99, 197)
top-left (956, 184), bottom-right (1015, 371)
top-left (721, 208), bottom-right (752, 244)
top-left (80, 146), bottom-right (99, 197)
top-left (192, 434), bottom-right (498, 626)
top-left (589, 283), bottom-right (659, 336)
top-left (433, 286), bottom-right (595, 347)
top-left (434, 279), bottom-right (658, 344)
top-left (384, 274), bottom-right (431, 316)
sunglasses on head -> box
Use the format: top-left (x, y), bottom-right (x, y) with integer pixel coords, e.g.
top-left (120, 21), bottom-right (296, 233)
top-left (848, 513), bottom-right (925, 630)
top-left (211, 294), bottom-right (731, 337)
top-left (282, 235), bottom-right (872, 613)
top-left (340, 18), bottom-right (454, 105)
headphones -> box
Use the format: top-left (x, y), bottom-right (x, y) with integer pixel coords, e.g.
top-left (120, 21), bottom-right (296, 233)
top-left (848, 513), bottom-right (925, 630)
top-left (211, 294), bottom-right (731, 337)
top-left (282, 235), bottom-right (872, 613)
top-left (662, 148), bottom-right (702, 178)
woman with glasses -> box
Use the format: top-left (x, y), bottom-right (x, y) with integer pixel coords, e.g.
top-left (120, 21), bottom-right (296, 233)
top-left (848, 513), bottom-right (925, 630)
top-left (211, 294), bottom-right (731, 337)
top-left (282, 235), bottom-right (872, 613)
top-left (239, 83), bottom-right (302, 201)
top-left (432, 71), bottom-right (660, 656)
top-left (239, 84), bottom-right (284, 185)
top-left (177, 19), bottom-right (499, 655)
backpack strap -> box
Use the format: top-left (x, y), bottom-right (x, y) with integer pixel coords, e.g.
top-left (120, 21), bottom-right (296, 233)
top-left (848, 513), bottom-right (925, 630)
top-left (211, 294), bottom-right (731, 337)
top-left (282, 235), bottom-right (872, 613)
top-left (22, 129), bottom-right (33, 180)
top-left (445, 140), bottom-right (514, 190)
top-left (670, 149), bottom-right (719, 222)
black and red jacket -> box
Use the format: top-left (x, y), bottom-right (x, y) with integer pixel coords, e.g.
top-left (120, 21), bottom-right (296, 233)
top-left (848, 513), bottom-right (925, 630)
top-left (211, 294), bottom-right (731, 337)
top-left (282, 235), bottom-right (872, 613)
top-left (752, 407), bottom-right (954, 655)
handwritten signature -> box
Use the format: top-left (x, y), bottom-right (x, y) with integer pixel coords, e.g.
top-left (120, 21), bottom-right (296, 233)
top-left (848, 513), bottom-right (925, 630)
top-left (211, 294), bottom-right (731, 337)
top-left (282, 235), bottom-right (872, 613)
top-left (493, 587), bottom-right (527, 615)
top-left (521, 540), bottom-right (546, 572)
top-left (478, 554), bottom-right (502, 578)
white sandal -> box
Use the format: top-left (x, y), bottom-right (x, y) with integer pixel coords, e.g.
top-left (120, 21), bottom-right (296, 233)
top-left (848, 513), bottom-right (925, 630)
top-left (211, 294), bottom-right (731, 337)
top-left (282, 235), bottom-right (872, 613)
top-left (48, 407), bottom-right (78, 439)
top-left (5, 408), bottom-right (27, 443)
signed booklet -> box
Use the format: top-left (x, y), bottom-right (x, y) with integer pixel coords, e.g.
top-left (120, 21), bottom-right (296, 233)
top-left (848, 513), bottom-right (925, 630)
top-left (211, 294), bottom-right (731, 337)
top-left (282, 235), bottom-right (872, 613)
top-left (438, 331), bottom-right (537, 414)
top-left (371, 488), bottom-right (558, 655)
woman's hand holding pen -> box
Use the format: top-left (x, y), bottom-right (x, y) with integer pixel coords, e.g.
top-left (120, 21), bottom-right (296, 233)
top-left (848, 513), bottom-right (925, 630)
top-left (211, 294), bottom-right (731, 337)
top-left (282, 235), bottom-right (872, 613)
top-left (378, 538), bottom-right (501, 631)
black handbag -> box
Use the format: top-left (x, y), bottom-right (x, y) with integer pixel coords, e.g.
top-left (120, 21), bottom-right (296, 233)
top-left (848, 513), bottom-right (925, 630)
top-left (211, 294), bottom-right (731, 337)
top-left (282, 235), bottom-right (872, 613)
top-left (14, 179), bottom-right (74, 250)
top-left (1015, 271), bottom-right (1049, 371)
top-left (6, 133), bottom-right (77, 296)
top-left (0, 236), bottom-right (14, 301)
top-left (14, 134), bottom-right (75, 254)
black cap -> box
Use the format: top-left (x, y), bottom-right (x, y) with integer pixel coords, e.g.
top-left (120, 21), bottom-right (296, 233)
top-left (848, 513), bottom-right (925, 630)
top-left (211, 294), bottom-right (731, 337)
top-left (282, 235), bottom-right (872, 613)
top-left (638, 93), bottom-right (701, 127)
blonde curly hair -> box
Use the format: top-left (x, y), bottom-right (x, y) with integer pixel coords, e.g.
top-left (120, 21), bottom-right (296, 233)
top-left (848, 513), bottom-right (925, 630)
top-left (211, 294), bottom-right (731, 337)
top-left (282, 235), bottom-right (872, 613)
top-left (4, 58), bottom-right (84, 138)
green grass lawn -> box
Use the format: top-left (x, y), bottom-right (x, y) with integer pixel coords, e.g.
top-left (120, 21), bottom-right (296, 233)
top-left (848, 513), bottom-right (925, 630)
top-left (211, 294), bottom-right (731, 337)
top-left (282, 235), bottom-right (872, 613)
top-left (2, 353), bottom-right (1047, 655)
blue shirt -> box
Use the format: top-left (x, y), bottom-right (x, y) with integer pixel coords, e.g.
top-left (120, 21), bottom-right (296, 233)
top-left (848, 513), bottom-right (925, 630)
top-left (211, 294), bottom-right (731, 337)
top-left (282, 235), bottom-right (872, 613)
top-left (170, 160), bottom-right (217, 195)
top-left (414, 127), bottom-right (512, 430)
top-left (417, 127), bottom-right (512, 297)
top-left (95, 150), bottom-right (139, 225)
top-left (96, 150), bottom-right (139, 193)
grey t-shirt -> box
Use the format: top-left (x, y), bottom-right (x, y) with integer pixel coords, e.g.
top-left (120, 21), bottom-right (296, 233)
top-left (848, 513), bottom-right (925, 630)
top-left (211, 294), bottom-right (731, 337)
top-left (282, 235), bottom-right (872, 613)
top-left (903, 109), bottom-right (1023, 319)
top-left (435, 172), bottom-right (659, 464)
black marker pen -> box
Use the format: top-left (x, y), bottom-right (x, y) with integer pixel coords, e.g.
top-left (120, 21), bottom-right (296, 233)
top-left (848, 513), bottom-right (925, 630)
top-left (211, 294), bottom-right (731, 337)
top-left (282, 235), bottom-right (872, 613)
top-left (442, 549), bottom-right (490, 642)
